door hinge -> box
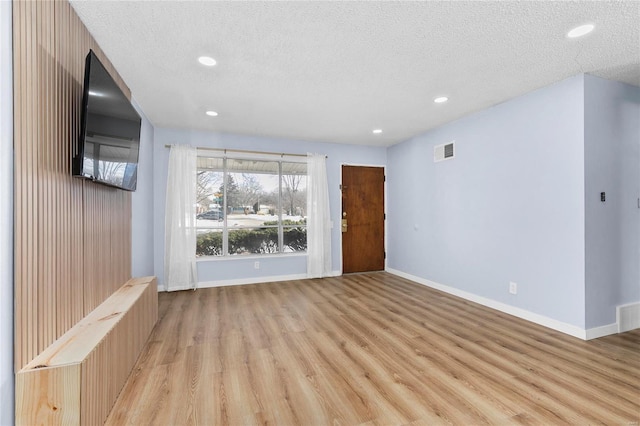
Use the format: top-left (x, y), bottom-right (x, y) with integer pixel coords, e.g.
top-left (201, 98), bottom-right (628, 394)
top-left (384, 213), bottom-right (386, 220)
top-left (384, 175), bottom-right (386, 182)
top-left (384, 252), bottom-right (387, 259)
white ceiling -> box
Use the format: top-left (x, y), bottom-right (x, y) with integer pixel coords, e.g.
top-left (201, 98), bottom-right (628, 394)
top-left (70, 1), bottom-right (640, 147)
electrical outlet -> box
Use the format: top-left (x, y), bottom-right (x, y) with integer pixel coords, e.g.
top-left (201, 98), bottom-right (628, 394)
top-left (509, 281), bottom-right (517, 295)
top-left (254, 261), bottom-right (260, 269)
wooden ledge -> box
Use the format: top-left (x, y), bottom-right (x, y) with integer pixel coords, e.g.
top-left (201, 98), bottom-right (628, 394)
top-left (21, 276), bottom-right (156, 371)
top-left (16, 276), bottom-right (158, 425)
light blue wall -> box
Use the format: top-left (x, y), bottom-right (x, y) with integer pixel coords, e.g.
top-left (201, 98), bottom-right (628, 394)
top-left (153, 128), bottom-right (386, 288)
top-left (0, 1), bottom-right (13, 424)
top-left (387, 75), bottom-right (587, 328)
top-left (584, 75), bottom-right (640, 328)
top-left (131, 100), bottom-right (155, 277)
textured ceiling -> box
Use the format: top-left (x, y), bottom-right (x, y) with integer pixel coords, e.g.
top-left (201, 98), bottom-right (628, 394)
top-left (69, 1), bottom-right (640, 147)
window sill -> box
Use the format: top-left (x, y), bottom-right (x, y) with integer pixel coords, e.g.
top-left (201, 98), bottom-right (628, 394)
top-left (196, 252), bottom-right (307, 263)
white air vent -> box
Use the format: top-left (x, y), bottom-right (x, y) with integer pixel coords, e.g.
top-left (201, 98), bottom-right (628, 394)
top-left (617, 302), bottom-right (640, 333)
top-left (434, 141), bottom-right (455, 162)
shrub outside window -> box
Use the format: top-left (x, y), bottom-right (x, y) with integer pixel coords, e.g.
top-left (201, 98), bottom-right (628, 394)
top-left (196, 156), bottom-right (307, 257)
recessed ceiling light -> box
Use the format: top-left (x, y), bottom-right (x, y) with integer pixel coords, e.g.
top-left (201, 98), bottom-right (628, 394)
top-left (567, 24), bottom-right (594, 38)
top-left (372, 129), bottom-right (383, 134)
top-left (198, 56), bottom-right (217, 66)
top-left (434, 96), bottom-right (448, 103)
top-left (205, 110), bottom-right (218, 117)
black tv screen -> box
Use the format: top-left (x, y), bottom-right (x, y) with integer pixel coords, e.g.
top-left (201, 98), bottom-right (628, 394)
top-left (73, 50), bottom-right (141, 191)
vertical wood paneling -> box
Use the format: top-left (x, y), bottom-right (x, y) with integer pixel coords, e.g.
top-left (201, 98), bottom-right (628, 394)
top-left (24, 0), bottom-right (38, 373)
top-left (13, 0), bottom-right (133, 371)
top-left (13, 0), bottom-right (23, 379)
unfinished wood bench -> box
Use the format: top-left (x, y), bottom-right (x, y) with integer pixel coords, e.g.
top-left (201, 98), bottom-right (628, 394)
top-left (16, 276), bottom-right (158, 425)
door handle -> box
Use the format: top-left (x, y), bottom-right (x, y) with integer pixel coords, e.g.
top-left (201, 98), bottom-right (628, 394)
top-left (341, 218), bottom-right (348, 233)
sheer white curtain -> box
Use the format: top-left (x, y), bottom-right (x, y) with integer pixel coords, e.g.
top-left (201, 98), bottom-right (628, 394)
top-left (164, 144), bottom-right (198, 291)
top-left (306, 153), bottom-right (332, 278)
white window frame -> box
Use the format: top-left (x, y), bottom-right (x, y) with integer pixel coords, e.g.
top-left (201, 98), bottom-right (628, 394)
top-left (196, 152), bottom-right (308, 258)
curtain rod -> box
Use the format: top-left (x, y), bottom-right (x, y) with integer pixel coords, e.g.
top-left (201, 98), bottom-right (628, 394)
top-left (164, 145), bottom-right (326, 158)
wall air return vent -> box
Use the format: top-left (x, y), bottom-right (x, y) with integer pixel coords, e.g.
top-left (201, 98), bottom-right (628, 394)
top-left (617, 302), bottom-right (640, 333)
top-left (434, 141), bottom-right (455, 162)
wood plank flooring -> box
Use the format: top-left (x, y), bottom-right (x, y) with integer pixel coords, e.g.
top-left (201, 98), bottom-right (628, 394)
top-left (106, 272), bottom-right (640, 425)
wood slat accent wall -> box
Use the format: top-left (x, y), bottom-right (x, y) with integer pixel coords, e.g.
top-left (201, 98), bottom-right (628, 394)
top-left (13, 0), bottom-right (133, 371)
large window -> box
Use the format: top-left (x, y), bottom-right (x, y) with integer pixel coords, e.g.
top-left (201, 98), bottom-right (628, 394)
top-left (195, 155), bottom-right (307, 257)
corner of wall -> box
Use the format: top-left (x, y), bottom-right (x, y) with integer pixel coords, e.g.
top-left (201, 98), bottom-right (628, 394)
top-left (583, 74), bottom-right (640, 329)
top-left (131, 98), bottom-right (156, 278)
top-left (0, 0), bottom-right (14, 424)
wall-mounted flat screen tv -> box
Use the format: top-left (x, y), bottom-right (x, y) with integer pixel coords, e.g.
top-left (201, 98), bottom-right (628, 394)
top-left (72, 50), bottom-right (141, 191)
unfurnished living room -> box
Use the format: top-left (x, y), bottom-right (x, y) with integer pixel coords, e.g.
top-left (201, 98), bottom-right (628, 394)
top-left (1, 1), bottom-right (639, 425)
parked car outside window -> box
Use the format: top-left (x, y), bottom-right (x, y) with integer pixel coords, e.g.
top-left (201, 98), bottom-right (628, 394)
top-left (197, 209), bottom-right (224, 221)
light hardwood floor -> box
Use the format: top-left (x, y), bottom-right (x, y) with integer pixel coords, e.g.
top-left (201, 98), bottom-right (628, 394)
top-left (106, 272), bottom-right (640, 425)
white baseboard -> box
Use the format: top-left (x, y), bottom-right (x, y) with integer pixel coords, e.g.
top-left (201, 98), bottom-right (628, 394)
top-left (585, 323), bottom-right (618, 340)
top-left (386, 268), bottom-right (593, 340)
top-left (198, 273), bottom-right (309, 289)
top-left (159, 270), bottom-right (342, 291)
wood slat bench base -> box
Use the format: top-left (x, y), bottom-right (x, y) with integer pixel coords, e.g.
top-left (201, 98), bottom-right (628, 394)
top-left (16, 276), bottom-right (158, 425)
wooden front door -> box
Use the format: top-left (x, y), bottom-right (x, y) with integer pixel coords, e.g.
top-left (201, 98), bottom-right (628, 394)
top-left (341, 165), bottom-right (385, 273)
